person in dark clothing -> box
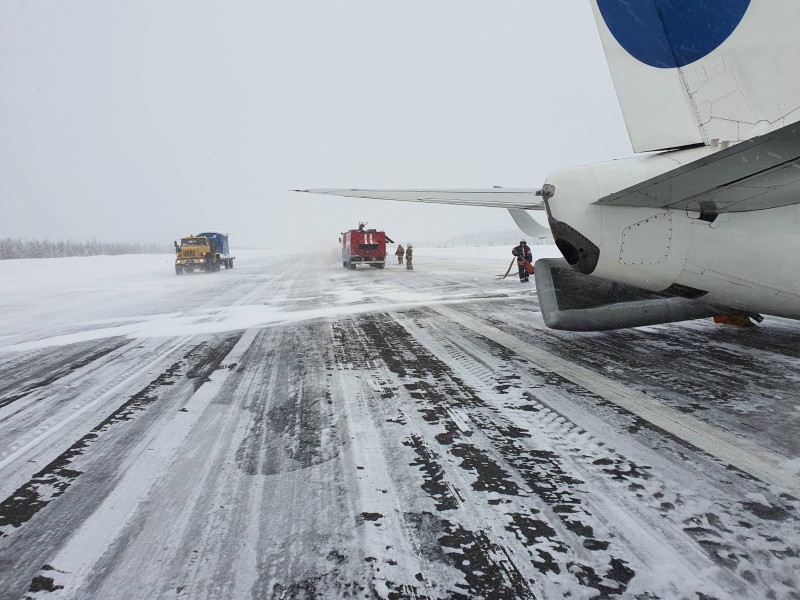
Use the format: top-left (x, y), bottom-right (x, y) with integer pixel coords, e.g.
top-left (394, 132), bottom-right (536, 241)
top-left (511, 240), bottom-right (533, 282)
top-left (395, 244), bottom-right (405, 264)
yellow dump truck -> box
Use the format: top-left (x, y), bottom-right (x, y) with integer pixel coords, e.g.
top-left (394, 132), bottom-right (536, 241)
top-left (174, 232), bottom-right (234, 275)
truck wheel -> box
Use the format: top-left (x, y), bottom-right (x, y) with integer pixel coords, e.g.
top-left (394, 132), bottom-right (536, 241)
top-left (229, 260), bottom-right (234, 269)
top-left (175, 265), bottom-right (183, 275)
top-left (349, 262), bottom-right (356, 270)
top-left (376, 263), bottom-right (385, 269)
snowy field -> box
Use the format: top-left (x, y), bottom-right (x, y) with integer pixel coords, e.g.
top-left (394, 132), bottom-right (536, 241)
top-left (1, 248), bottom-right (799, 599)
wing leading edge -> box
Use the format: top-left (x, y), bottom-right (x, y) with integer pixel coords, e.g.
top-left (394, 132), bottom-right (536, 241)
top-left (296, 188), bottom-right (546, 211)
top-left (594, 122), bottom-right (800, 214)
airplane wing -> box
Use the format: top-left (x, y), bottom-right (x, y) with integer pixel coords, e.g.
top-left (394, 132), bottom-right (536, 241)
top-left (295, 188), bottom-right (546, 211)
top-left (594, 121), bottom-right (800, 214)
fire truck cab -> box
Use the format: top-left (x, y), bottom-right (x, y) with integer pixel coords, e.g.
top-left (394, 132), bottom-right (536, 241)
top-left (340, 223), bottom-right (393, 270)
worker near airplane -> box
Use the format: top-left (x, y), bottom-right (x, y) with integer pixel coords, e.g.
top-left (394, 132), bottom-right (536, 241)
top-left (512, 240), bottom-right (533, 282)
top-left (395, 244), bottom-right (405, 265)
top-left (405, 244), bottom-right (413, 270)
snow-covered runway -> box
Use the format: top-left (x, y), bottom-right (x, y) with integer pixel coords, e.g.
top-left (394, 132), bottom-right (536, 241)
top-left (1, 249), bottom-right (799, 599)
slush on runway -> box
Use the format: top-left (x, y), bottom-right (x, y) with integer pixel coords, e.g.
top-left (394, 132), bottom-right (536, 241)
top-left (0, 249), bottom-right (798, 599)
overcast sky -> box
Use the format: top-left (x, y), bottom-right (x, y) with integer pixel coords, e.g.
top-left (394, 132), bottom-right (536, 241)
top-left (0, 1), bottom-right (632, 249)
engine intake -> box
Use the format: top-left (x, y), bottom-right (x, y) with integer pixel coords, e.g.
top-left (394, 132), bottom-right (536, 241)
top-left (547, 217), bottom-right (600, 275)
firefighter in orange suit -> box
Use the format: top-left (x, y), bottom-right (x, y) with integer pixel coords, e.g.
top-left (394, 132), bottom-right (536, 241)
top-left (395, 244), bottom-right (405, 265)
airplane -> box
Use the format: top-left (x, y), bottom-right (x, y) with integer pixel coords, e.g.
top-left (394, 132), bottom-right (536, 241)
top-left (300, 0), bottom-right (800, 332)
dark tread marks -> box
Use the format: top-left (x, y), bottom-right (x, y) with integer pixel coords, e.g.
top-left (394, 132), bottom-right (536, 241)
top-left (0, 339), bottom-right (128, 409)
top-left (0, 335), bottom-right (242, 537)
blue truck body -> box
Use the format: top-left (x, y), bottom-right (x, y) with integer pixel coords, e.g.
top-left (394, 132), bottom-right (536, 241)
top-left (196, 231), bottom-right (231, 258)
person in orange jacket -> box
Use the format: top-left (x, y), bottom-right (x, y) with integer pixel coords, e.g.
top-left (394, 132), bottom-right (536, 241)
top-left (511, 240), bottom-right (533, 282)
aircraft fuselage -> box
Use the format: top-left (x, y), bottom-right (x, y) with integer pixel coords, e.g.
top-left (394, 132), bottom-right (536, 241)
top-left (544, 149), bottom-right (800, 321)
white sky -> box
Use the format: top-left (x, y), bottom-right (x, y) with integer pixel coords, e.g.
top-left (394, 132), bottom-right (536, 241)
top-left (0, 1), bottom-right (632, 248)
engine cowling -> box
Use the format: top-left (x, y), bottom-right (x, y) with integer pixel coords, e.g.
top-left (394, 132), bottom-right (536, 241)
top-left (542, 150), bottom-right (717, 293)
top-left (534, 258), bottom-right (724, 331)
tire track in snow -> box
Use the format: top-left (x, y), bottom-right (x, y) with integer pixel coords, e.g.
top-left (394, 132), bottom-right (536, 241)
top-left (332, 313), bottom-right (641, 598)
top-left (331, 318), bottom-right (541, 599)
top-left (0, 339), bottom-right (128, 410)
top-left (15, 330), bottom-right (256, 600)
top-left (0, 361), bottom-right (184, 537)
top-left (472, 300), bottom-right (800, 458)
top-left (0, 334), bottom-right (243, 600)
top-left (0, 337), bottom-right (194, 492)
top-left (58, 269), bottom-right (365, 599)
top-left (430, 305), bottom-right (800, 500)
top-left (0, 260), bottom-right (299, 502)
top-left (416, 305), bottom-right (800, 598)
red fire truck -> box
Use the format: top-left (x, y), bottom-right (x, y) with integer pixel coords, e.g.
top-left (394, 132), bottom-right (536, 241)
top-left (340, 223), bottom-right (394, 270)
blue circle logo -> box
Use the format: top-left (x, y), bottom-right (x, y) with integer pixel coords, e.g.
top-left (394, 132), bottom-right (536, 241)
top-left (597, 0), bottom-right (751, 68)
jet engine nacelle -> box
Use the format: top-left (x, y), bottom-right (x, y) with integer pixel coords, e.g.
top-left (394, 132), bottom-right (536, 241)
top-left (534, 258), bottom-right (723, 331)
top-left (543, 148), bottom-right (716, 292)
top-left (540, 147), bottom-right (800, 324)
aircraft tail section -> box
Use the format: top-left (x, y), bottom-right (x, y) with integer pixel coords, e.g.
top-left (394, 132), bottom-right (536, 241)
top-left (591, 0), bottom-right (800, 152)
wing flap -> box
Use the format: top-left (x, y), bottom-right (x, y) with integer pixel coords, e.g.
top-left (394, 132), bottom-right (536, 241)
top-left (296, 188), bottom-right (546, 211)
top-left (594, 122), bottom-right (800, 213)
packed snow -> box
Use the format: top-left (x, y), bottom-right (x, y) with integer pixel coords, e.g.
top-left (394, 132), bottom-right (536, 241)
top-left (1, 247), bottom-right (799, 600)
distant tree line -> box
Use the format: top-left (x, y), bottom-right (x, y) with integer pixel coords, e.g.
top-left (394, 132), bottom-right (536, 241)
top-left (0, 238), bottom-right (171, 260)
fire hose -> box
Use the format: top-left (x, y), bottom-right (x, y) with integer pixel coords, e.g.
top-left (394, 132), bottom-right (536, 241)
top-left (498, 258), bottom-right (516, 279)
top-left (498, 258), bottom-right (534, 279)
